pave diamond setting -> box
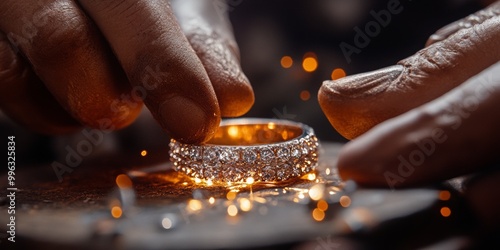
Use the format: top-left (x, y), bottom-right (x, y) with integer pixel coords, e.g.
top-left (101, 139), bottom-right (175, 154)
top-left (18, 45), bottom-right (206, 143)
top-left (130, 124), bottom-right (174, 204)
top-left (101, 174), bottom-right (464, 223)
top-left (169, 119), bottom-right (319, 185)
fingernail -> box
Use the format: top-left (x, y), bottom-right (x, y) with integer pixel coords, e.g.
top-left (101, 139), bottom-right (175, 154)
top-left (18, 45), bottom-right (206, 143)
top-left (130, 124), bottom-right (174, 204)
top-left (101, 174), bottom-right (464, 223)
top-left (322, 65), bottom-right (403, 99)
top-left (159, 95), bottom-right (218, 143)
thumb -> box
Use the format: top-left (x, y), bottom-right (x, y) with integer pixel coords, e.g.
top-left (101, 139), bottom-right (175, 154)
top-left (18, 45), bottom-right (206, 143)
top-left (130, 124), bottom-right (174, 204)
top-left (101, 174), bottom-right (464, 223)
top-left (318, 2), bottom-right (500, 140)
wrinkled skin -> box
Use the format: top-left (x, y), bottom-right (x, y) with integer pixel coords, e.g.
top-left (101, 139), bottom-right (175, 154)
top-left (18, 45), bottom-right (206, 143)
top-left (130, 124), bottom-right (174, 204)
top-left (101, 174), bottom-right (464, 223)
top-left (0, 0), bottom-right (254, 143)
top-left (319, 1), bottom-right (500, 231)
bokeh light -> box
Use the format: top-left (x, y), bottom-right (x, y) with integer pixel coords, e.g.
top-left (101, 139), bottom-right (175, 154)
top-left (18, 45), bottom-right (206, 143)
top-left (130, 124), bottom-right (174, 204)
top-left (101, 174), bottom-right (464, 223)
top-left (302, 57), bottom-right (318, 72)
top-left (440, 207), bottom-right (451, 217)
top-left (280, 56), bottom-right (293, 68)
top-left (331, 68), bottom-right (346, 80)
top-left (339, 195), bottom-right (351, 208)
top-left (439, 190), bottom-right (451, 201)
top-left (312, 208), bottom-right (325, 222)
top-left (115, 174), bottom-right (133, 189)
top-left (140, 150), bottom-right (148, 156)
top-left (111, 206), bottom-right (122, 219)
top-left (300, 90), bottom-right (311, 101)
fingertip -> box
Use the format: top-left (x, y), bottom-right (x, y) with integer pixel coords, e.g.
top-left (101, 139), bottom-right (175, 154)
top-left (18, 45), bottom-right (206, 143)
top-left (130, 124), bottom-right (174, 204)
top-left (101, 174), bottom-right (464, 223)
top-left (158, 95), bottom-right (220, 144)
top-left (214, 72), bottom-right (255, 117)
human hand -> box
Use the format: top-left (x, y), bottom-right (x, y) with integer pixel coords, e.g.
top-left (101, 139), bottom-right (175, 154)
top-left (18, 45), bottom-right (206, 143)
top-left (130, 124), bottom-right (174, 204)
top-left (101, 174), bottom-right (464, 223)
top-left (318, 1), bottom-right (500, 188)
top-left (0, 0), bottom-right (254, 144)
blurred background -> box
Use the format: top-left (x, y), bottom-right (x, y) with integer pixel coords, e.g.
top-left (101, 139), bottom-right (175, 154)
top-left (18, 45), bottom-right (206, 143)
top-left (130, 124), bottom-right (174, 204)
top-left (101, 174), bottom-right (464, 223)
top-left (0, 0), bottom-right (489, 169)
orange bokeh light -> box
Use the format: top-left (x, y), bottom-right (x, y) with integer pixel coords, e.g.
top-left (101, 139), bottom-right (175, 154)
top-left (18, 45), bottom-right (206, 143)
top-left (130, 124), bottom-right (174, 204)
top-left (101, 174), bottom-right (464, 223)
top-left (111, 206), bottom-right (122, 219)
top-left (440, 207), bottom-right (451, 217)
top-left (300, 90), bottom-right (311, 101)
top-left (302, 57), bottom-right (318, 72)
top-left (115, 174), bottom-right (133, 189)
top-left (439, 190), bottom-right (451, 201)
top-left (331, 68), bottom-right (346, 80)
top-left (312, 208), bottom-right (325, 221)
top-left (280, 56), bottom-right (293, 68)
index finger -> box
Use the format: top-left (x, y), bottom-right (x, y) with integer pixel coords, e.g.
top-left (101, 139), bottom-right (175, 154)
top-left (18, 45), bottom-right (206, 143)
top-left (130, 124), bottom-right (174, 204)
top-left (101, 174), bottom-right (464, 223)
top-left (78, 0), bottom-right (221, 143)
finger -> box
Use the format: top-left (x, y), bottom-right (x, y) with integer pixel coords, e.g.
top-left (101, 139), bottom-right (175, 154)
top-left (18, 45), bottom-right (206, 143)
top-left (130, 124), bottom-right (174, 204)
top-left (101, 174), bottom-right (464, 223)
top-left (337, 62), bottom-right (500, 188)
top-left (0, 32), bottom-right (81, 134)
top-left (426, 1), bottom-right (500, 46)
top-left (318, 8), bottom-right (500, 140)
top-left (0, 0), bottom-right (143, 130)
top-left (171, 0), bottom-right (254, 117)
top-left (78, 0), bottom-right (221, 143)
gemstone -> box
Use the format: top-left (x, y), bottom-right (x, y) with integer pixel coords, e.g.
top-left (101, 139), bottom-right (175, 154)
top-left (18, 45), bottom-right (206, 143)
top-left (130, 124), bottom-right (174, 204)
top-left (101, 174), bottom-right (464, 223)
top-left (189, 146), bottom-right (202, 161)
top-left (203, 163), bottom-right (221, 179)
top-left (203, 147), bottom-right (219, 164)
top-left (261, 165), bottom-right (276, 181)
top-left (219, 148), bottom-right (239, 164)
top-left (290, 146), bottom-right (301, 158)
top-left (277, 147), bottom-right (290, 161)
top-left (242, 148), bottom-right (257, 164)
top-left (259, 148), bottom-right (274, 163)
top-left (277, 163), bottom-right (292, 180)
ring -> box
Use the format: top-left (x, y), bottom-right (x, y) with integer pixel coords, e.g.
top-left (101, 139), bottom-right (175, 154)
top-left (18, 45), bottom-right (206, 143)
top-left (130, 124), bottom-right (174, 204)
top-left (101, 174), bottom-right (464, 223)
top-left (169, 118), bottom-right (319, 184)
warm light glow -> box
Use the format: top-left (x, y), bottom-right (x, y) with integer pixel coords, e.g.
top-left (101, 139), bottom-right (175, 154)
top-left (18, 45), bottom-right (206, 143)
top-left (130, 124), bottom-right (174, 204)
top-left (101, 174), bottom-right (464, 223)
top-left (111, 206), bottom-right (122, 219)
top-left (228, 204), bottom-right (238, 216)
top-left (239, 198), bottom-right (253, 212)
top-left (194, 178), bottom-right (202, 184)
top-left (298, 193), bottom-right (305, 199)
top-left (307, 173), bottom-right (316, 181)
top-left (267, 122), bottom-right (276, 130)
top-left (228, 126), bottom-right (240, 138)
top-left (115, 174), bottom-right (133, 189)
top-left (182, 182), bottom-right (188, 186)
top-left (246, 177), bottom-right (255, 185)
top-left (440, 207), bottom-right (451, 217)
top-left (312, 208), bottom-right (325, 222)
top-left (227, 191), bottom-right (238, 201)
top-left (339, 195), bottom-right (351, 208)
top-left (325, 168), bottom-right (331, 175)
top-left (439, 190), bottom-right (451, 201)
top-left (300, 90), bottom-right (311, 101)
top-left (302, 57), bottom-right (318, 72)
top-left (188, 199), bottom-right (203, 212)
top-left (309, 184), bottom-right (325, 201)
top-left (317, 200), bottom-right (329, 211)
top-left (209, 197), bottom-right (215, 205)
top-left (161, 218), bottom-right (173, 229)
top-left (140, 150), bottom-right (148, 156)
top-left (206, 179), bottom-right (213, 186)
top-left (331, 68), bottom-right (346, 80)
top-left (280, 56), bottom-right (293, 68)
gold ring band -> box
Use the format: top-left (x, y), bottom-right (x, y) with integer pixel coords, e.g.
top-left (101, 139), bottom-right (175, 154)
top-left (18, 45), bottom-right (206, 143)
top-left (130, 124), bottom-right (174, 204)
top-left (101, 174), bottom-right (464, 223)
top-left (169, 118), bottom-right (319, 184)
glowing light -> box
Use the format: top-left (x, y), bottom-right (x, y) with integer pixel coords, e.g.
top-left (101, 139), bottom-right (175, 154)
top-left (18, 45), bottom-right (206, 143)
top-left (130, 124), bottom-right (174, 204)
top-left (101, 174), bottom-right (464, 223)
top-left (439, 190), bottom-right (451, 201)
top-left (208, 197), bottom-right (215, 205)
top-left (302, 57), bottom-right (318, 72)
top-left (280, 56), bottom-right (293, 68)
top-left (298, 193), bottom-right (305, 199)
top-left (206, 179), bottom-right (213, 186)
top-left (339, 195), bottom-right (351, 208)
top-left (161, 218), bottom-right (173, 229)
top-left (331, 68), bottom-right (346, 80)
top-left (239, 198), bottom-right (253, 212)
top-left (228, 126), bottom-right (240, 138)
top-left (182, 182), bottom-right (188, 186)
top-left (228, 204), bottom-right (238, 216)
top-left (325, 168), bottom-right (331, 175)
top-left (267, 122), bottom-right (276, 130)
top-left (115, 174), bottom-right (133, 189)
top-left (140, 150), bottom-right (148, 156)
top-left (111, 206), bottom-right (122, 219)
top-left (440, 207), bottom-right (451, 217)
top-left (300, 90), bottom-right (311, 101)
top-left (307, 173), bottom-right (316, 181)
top-left (312, 208), bottom-right (325, 222)
top-left (309, 184), bottom-right (325, 201)
top-left (226, 191), bottom-right (238, 201)
top-left (246, 177), bottom-right (255, 185)
top-left (194, 178), bottom-right (202, 184)
top-left (317, 200), bottom-right (329, 211)
top-left (187, 199), bottom-right (203, 212)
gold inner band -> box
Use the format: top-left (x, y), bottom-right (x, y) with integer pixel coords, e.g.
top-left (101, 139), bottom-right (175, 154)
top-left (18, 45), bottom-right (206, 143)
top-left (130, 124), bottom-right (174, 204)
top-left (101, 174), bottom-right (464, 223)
top-left (207, 123), bottom-right (303, 145)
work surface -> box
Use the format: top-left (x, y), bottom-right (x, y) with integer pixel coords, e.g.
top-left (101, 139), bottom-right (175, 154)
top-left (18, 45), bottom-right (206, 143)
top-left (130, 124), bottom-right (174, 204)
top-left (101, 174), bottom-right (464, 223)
top-left (0, 142), bottom-right (484, 249)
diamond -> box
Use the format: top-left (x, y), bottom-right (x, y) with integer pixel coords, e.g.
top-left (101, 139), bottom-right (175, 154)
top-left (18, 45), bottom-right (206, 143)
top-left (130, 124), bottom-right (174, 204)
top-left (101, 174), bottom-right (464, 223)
top-left (203, 147), bottom-right (219, 164)
top-left (203, 162), bottom-right (221, 179)
top-left (301, 141), bottom-right (309, 155)
top-left (277, 147), bottom-right (290, 161)
top-left (242, 148), bottom-right (257, 164)
top-left (189, 146), bottom-right (202, 161)
top-left (222, 166), bottom-right (243, 182)
top-left (290, 146), bottom-right (301, 158)
top-left (277, 163), bottom-right (292, 180)
top-left (219, 148), bottom-right (239, 164)
top-left (261, 165), bottom-right (276, 181)
top-left (259, 148), bottom-right (274, 163)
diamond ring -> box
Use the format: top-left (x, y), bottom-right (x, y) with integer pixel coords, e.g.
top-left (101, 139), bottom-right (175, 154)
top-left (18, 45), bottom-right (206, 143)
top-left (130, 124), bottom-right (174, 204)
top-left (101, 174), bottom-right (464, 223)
top-left (169, 118), bottom-right (319, 185)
